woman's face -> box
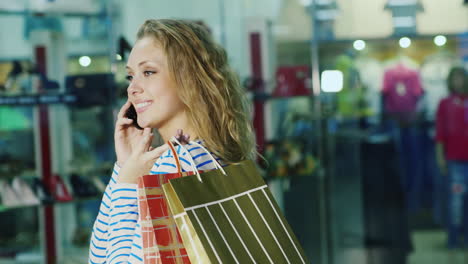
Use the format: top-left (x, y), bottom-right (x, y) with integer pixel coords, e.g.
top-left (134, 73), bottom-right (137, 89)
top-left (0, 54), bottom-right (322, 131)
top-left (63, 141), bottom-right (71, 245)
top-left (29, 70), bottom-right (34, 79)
top-left (126, 36), bottom-right (185, 129)
top-left (451, 71), bottom-right (466, 94)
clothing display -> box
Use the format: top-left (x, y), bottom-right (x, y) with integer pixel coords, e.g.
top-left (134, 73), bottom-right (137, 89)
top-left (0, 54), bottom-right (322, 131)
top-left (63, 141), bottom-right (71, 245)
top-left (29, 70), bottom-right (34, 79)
top-left (355, 56), bottom-right (385, 124)
top-left (335, 54), bottom-right (366, 119)
top-left (420, 52), bottom-right (462, 121)
top-left (273, 65), bottom-right (312, 97)
top-left (387, 121), bottom-right (434, 212)
top-left (446, 161), bottom-right (468, 248)
top-left (88, 141), bottom-right (222, 264)
top-left (382, 63), bottom-right (424, 122)
top-left (435, 93), bottom-right (468, 248)
top-left (435, 94), bottom-right (468, 161)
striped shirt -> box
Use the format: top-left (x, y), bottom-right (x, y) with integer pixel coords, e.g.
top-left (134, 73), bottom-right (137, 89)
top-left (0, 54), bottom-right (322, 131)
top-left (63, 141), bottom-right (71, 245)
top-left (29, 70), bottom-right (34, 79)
top-left (88, 141), bottom-right (222, 264)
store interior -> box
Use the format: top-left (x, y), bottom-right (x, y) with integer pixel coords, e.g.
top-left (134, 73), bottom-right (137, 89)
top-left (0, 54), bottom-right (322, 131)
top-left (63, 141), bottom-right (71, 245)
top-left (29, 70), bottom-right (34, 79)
top-left (0, 0), bottom-right (467, 263)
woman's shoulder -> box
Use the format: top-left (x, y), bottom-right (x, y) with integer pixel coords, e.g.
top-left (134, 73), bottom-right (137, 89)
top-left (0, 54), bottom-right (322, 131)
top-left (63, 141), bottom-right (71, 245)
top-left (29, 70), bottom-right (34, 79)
top-left (151, 140), bottom-right (223, 173)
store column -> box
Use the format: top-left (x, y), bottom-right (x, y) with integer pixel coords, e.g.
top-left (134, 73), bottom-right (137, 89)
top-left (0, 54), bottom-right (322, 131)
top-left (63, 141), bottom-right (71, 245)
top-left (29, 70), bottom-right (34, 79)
top-left (31, 29), bottom-right (71, 264)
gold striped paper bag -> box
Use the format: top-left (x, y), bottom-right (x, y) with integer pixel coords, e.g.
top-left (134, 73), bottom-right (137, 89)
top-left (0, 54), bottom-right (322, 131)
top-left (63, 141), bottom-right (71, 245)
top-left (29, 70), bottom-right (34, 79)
top-left (163, 159), bottom-right (309, 264)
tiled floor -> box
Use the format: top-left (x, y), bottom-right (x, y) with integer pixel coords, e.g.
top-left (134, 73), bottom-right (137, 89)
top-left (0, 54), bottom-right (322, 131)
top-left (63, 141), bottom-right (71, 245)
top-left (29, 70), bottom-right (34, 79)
top-left (409, 230), bottom-right (468, 264)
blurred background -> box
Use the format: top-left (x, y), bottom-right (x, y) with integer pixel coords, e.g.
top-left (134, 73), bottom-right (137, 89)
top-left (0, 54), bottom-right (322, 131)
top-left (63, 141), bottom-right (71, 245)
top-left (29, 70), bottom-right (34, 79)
top-left (0, 0), bottom-right (467, 263)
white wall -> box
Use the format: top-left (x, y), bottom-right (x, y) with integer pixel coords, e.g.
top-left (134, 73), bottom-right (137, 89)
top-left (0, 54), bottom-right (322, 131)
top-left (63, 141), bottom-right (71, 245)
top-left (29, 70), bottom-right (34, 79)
top-left (118, 0), bottom-right (282, 80)
top-left (0, 15), bottom-right (109, 61)
top-left (335, 0), bottom-right (468, 38)
top-left (0, 15), bottom-right (32, 60)
top-left (0, 0), bottom-right (282, 80)
top-left (274, 0), bottom-right (468, 41)
top-left (334, 0), bottom-right (394, 39)
top-left (1, 0), bottom-right (466, 63)
top-left (417, 0), bottom-right (468, 35)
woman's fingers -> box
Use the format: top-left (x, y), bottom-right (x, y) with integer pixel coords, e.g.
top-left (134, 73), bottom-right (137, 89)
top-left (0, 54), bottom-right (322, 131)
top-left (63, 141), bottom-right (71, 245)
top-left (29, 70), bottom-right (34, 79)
top-left (117, 101), bottom-right (131, 119)
top-left (135, 128), bottom-right (152, 153)
top-left (175, 129), bottom-right (190, 145)
top-left (183, 134), bottom-right (190, 143)
top-left (147, 144), bottom-right (169, 161)
top-left (116, 117), bottom-right (133, 128)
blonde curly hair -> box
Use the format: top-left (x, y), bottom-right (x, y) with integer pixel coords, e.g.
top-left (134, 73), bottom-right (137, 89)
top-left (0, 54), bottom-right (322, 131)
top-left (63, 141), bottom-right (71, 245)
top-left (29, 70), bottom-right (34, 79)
top-left (136, 19), bottom-right (256, 163)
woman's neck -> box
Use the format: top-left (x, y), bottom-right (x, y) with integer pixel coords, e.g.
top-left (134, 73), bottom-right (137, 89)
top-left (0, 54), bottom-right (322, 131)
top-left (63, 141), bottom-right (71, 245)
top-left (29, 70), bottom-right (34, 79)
top-left (157, 114), bottom-right (197, 142)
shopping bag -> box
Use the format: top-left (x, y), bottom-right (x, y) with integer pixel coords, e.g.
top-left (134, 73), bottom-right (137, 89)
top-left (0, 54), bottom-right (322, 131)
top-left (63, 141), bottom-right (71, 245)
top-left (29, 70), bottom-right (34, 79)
top-left (137, 142), bottom-right (194, 264)
top-left (163, 139), bottom-right (309, 264)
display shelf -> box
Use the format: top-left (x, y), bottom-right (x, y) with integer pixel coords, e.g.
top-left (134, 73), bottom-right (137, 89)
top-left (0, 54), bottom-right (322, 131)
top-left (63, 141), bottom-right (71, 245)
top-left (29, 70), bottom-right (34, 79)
top-left (0, 196), bottom-right (102, 213)
top-left (0, 10), bottom-right (103, 18)
top-left (252, 91), bottom-right (313, 102)
top-left (0, 249), bottom-right (43, 264)
top-left (0, 93), bottom-right (77, 106)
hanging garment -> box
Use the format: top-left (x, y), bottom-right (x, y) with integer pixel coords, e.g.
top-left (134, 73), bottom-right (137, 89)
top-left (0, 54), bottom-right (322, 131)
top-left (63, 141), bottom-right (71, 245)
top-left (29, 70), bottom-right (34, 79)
top-left (355, 56), bottom-right (385, 124)
top-left (420, 52), bottom-right (461, 121)
top-left (435, 94), bottom-right (468, 161)
top-left (382, 64), bottom-right (424, 122)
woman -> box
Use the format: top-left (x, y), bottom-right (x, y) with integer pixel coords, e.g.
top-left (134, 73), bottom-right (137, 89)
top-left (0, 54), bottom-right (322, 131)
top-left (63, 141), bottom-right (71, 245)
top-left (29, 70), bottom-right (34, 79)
top-left (435, 66), bottom-right (468, 248)
top-left (89, 19), bottom-right (255, 263)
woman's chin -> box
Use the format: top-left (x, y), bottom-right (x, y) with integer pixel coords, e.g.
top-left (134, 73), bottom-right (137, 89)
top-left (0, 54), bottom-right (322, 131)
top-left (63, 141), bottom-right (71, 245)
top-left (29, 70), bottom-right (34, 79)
top-left (136, 120), bottom-right (149, 128)
top-left (137, 120), bottom-right (157, 129)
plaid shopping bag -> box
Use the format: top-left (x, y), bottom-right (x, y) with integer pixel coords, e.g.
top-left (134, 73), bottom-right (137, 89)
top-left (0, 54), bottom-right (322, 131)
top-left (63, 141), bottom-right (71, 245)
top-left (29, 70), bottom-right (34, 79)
top-left (137, 142), bottom-right (193, 264)
top-left (163, 141), bottom-right (310, 264)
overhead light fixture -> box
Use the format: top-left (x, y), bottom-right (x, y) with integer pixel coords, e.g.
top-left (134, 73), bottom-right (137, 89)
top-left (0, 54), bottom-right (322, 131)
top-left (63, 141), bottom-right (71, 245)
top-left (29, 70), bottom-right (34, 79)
top-left (393, 16), bottom-right (416, 28)
top-left (434, 35), bottom-right (447, 46)
top-left (316, 9), bottom-right (339, 20)
top-left (321, 70), bottom-right (343, 93)
top-left (399, 37), bottom-right (411, 48)
top-left (353, 40), bottom-right (366, 51)
top-left (79, 56), bottom-right (91, 67)
top-left (299, 0), bottom-right (313, 6)
top-left (386, 0), bottom-right (418, 7)
top-left (314, 0), bottom-right (333, 5)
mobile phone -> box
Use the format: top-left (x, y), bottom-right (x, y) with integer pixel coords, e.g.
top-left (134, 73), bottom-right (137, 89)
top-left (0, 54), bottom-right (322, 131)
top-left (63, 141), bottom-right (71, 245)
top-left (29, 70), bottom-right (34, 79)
top-left (125, 104), bottom-right (143, 130)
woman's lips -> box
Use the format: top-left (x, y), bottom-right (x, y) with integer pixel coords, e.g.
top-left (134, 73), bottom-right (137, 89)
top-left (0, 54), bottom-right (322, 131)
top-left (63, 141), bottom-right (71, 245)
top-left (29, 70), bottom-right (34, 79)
top-left (134, 101), bottom-right (153, 113)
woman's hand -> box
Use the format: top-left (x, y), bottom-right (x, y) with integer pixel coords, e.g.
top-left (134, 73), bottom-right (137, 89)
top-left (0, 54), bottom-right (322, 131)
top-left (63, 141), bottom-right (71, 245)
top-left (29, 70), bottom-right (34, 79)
top-left (114, 101), bottom-right (145, 167)
top-left (118, 128), bottom-right (169, 184)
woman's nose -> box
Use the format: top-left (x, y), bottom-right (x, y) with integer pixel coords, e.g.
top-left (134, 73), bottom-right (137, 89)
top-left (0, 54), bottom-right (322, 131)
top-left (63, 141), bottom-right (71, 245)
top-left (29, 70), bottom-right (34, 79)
top-left (127, 78), bottom-right (143, 96)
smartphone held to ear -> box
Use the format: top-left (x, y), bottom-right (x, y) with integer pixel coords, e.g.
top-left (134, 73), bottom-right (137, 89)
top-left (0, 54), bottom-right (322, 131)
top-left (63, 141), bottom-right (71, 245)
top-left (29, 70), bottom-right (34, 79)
top-left (125, 105), bottom-right (143, 130)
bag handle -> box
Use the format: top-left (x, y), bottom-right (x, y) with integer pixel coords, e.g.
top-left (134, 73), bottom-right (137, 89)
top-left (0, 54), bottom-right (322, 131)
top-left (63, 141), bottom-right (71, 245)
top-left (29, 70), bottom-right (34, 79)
top-left (169, 137), bottom-right (227, 182)
top-left (167, 138), bottom-right (199, 177)
top-left (166, 140), bottom-right (183, 176)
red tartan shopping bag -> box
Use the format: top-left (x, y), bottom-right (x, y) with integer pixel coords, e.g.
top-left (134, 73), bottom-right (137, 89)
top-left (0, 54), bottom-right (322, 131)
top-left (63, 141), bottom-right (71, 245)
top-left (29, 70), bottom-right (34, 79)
top-left (137, 142), bottom-right (194, 264)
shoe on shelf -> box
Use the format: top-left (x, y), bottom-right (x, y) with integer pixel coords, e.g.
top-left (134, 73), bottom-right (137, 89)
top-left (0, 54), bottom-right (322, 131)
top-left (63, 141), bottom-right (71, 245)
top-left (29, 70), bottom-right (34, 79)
top-left (70, 173), bottom-right (99, 197)
top-left (32, 177), bottom-right (54, 204)
top-left (0, 180), bottom-right (21, 207)
top-left (50, 174), bottom-right (73, 202)
top-left (11, 177), bottom-right (40, 206)
top-left (91, 176), bottom-right (106, 193)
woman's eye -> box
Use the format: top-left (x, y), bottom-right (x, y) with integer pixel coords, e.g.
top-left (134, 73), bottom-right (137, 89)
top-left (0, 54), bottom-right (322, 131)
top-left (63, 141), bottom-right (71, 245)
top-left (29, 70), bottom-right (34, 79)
top-left (144, 71), bottom-right (155, 76)
top-left (125, 75), bottom-right (133, 82)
